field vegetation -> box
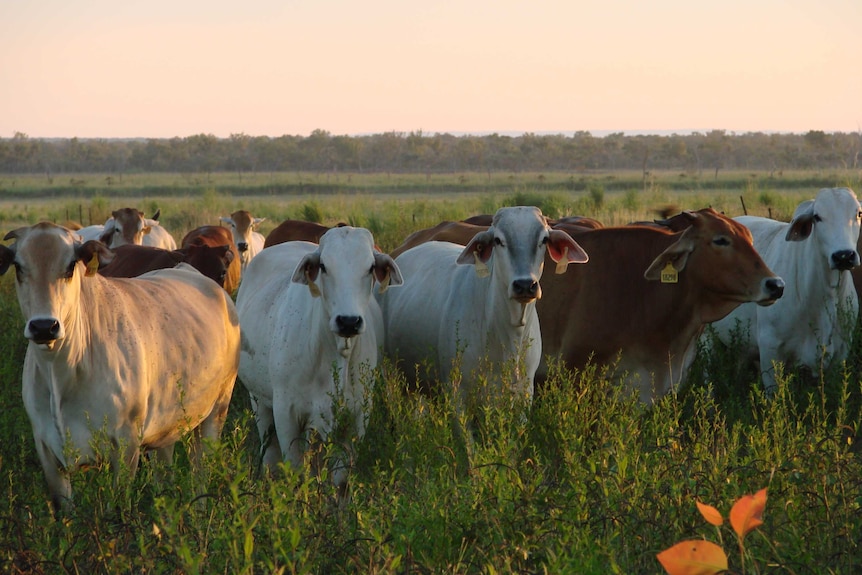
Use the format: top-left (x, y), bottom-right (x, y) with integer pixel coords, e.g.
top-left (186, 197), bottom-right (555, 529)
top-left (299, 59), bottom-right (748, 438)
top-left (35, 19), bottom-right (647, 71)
top-left (1, 169), bottom-right (861, 573)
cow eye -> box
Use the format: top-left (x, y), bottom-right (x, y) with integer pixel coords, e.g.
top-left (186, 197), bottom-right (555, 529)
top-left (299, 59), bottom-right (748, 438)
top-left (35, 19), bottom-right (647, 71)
top-left (713, 236), bottom-right (730, 247)
top-left (494, 237), bottom-right (504, 247)
top-left (541, 236), bottom-right (550, 245)
top-left (318, 263), bottom-right (327, 274)
top-left (857, 210), bottom-right (862, 221)
top-left (813, 214), bottom-right (822, 222)
top-left (13, 262), bottom-right (22, 282)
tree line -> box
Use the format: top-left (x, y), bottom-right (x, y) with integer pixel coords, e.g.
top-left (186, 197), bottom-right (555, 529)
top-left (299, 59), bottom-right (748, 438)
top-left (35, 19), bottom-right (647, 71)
top-left (1, 129), bottom-right (860, 176)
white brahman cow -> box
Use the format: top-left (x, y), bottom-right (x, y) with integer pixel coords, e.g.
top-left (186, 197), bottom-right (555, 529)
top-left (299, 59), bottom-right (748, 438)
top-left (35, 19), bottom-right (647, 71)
top-left (235, 226), bottom-right (402, 486)
top-left (380, 206), bottom-right (588, 409)
top-left (0, 222), bottom-right (241, 511)
top-left (101, 207), bottom-right (177, 250)
top-left (708, 187), bottom-right (862, 391)
top-left (221, 210), bottom-right (265, 273)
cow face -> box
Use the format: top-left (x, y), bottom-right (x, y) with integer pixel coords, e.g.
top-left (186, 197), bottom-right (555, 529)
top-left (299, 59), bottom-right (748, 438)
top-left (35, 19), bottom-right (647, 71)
top-left (292, 226), bottom-right (402, 342)
top-left (101, 208), bottom-right (150, 248)
top-left (785, 187), bottom-right (862, 272)
top-left (644, 209), bottom-right (785, 311)
top-left (455, 206), bottom-right (588, 305)
top-left (221, 210), bottom-right (265, 262)
top-left (1, 223), bottom-right (113, 349)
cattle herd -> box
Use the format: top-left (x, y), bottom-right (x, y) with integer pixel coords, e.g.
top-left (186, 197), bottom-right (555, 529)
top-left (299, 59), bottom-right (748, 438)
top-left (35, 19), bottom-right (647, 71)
top-left (0, 187), bottom-right (860, 510)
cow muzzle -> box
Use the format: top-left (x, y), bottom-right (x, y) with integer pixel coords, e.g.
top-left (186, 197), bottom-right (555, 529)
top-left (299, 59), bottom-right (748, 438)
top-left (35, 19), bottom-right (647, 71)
top-left (237, 242), bottom-right (249, 253)
top-left (25, 317), bottom-right (63, 345)
top-left (511, 278), bottom-right (540, 303)
top-left (830, 249), bottom-right (859, 271)
top-left (335, 315), bottom-right (364, 338)
top-left (757, 277), bottom-right (785, 306)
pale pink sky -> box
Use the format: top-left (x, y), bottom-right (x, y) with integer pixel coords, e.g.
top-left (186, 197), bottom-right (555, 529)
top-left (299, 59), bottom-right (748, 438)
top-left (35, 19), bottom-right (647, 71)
top-left (2, 0), bottom-right (860, 138)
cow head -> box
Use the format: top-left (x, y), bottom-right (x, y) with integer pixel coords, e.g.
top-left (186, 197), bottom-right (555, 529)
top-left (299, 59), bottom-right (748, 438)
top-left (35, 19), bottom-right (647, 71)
top-left (291, 226), bottom-right (403, 347)
top-left (1, 223), bottom-right (114, 349)
top-left (455, 206), bottom-right (588, 305)
top-left (644, 209), bottom-right (785, 313)
top-left (100, 208), bottom-right (155, 248)
top-left (221, 210), bottom-right (265, 259)
top-left (785, 187), bottom-right (862, 272)
top-left (180, 243), bottom-right (234, 288)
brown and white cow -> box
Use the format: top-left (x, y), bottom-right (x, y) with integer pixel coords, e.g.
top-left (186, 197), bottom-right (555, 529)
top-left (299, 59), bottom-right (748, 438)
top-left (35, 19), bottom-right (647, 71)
top-left (220, 210), bottom-right (265, 273)
top-left (535, 208), bottom-right (785, 402)
top-left (0, 222), bottom-right (240, 510)
top-left (101, 207), bottom-right (177, 250)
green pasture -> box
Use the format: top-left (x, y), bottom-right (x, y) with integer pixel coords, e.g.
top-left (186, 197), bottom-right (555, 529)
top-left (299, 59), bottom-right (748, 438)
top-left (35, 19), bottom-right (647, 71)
top-left (1, 171), bottom-right (861, 573)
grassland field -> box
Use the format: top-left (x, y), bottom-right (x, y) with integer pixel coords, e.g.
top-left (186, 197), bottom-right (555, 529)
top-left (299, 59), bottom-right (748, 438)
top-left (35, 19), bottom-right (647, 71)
top-left (0, 169), bottom-right (861, 573)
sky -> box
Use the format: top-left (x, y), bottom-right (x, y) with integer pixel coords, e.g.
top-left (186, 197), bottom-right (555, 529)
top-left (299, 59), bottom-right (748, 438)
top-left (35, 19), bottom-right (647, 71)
top-left (2, 0), bottom-right (860, 139)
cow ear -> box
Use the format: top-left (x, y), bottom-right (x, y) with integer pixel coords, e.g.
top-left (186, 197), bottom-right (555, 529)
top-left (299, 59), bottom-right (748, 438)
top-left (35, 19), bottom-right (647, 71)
top-left (142, 226), bottom-right (152, 236)
top-left (219, 245), bottom-right (235, 265)
top-left (785, 206), bottom-right (816, 241)
top-left (76, 240), bottom-right (115, 276)
top-left (547, 229), bottom-right (589, 274)
top-left (291, 251), bottom-right (322, 297)
top-left (253, 217), bottom-right (266, 229)
top-left (457, 230), bottom-right (495, 277)
top-left (644, 233), bottom-right (695, 280)
top-left (220, 216), bottom-right (233, 226)
top-left (0, 245), bottom-right (14, 276)
top-left (373, 252), bottom-right (404, 294)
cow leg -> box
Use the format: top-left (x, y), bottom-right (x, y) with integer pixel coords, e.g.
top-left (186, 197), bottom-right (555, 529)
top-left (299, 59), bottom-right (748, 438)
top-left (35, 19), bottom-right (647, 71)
top-left (35, 440), bottom-right (72, 513)
top-left (250, 394), bottom-right (282, 472)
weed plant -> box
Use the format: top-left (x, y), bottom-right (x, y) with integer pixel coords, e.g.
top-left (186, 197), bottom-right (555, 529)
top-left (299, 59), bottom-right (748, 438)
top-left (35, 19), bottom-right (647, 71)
top-left (1, 179), bottom-right (861, 573)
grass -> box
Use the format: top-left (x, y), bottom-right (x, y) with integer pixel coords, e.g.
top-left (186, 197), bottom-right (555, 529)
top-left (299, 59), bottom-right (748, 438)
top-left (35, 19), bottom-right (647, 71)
top-left (1, 172), bottom-right (861, 573)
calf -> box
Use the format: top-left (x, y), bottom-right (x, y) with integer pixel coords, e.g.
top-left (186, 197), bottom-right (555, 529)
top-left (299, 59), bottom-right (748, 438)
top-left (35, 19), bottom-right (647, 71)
top-left (381, 206), bottom-right (588, 407)
top-left (709, 188), bottom-right (861, 391)
top-left (236, 226), bottom-right (402, 487)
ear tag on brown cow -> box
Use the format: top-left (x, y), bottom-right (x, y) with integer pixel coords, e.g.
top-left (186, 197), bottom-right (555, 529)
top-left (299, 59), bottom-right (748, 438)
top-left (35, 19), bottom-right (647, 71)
top-left (660, 261), bottom-right (678, 284)
top-left (473, 251), bottom-right (490, 278)
top-left (85, 254), bottom-right (99, 277)
top-left (555, 246), bottom-right (570, 275)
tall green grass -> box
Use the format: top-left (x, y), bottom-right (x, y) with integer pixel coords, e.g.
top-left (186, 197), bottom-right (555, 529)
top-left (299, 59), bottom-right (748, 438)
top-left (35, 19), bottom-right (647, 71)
top-left (1, 180), bottom-right (861, 573)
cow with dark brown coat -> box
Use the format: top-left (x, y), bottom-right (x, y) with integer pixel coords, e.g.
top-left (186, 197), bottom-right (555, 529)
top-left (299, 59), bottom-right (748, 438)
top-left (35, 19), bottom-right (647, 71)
top-left (264, 220), bottom-right (348, 248)
top-left (181, 226), bottom-right (242, 294)
top-left (98, 243), bottom-right (235, 289)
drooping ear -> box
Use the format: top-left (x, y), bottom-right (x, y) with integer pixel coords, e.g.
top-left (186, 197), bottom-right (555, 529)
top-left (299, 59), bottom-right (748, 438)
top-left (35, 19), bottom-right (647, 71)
top-left (218, 244), bottom-right (235, 265)
top-left (644, 230), bottom-right (696, 281)
top-left (291, 251), bottom-right (322, 297)
top-left (456, 229), bottom-right (495, 265)
top-left (373, 252), bottom-right (404, 294)
top-left (546, 229), bottom-right (589, 274)
top-left (0, 244), bottom-right (15, 275)
top-left (76, 240), bottom-right (115, 276)
top-left (785, 200), bottom-right (816, 241)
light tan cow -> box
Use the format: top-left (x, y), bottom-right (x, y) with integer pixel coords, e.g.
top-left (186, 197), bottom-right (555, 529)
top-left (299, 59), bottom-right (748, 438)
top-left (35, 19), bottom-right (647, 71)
top-left (221, 210), bottom-right (266, 273)
top-left (101, 207), bottom-right (177, 250)
top-left (0, 222), bottom-right (240, 511)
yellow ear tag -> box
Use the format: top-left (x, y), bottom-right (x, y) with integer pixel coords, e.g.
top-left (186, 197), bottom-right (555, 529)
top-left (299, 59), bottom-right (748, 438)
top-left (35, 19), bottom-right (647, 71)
top-left (85, 253), bottom-right (99, 277)
top-left (660, 261), bottom-right (678, 284)
top-left (555, 246), bottom-right (570, 275)
top-left (378, 274), bottom-right (391, 294)
top-left (305, 270), bottom-right (320, 297)
top-left (473, 251), bottom-right (490, 278)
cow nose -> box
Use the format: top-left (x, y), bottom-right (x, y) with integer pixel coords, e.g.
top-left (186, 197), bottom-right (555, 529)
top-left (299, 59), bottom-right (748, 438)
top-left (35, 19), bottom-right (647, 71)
top-left (512, 278), bottom-right (539, 300)
top-left (28, 318), bottom-right (61, 342)
top-left (335, 315), bottom-right (363, 337)
top-left (831, 250), bottom-right (858, 270)
top-left (765, 277), bottom-right (785, 300)
top-left (237, 242), bottom-right (249, 253)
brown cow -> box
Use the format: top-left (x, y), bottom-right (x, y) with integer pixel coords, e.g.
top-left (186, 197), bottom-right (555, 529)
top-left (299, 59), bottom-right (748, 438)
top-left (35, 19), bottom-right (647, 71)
top-left (390, 221), bottom-right (489, 259)
top-left (264, 219), bottom-right (348, 248)
top-left (535, 208), bottom-right (785, 402)
top-left (98, 243), bottom-right (235, 289)
top-left (182, 226), bottom-right (242, 294)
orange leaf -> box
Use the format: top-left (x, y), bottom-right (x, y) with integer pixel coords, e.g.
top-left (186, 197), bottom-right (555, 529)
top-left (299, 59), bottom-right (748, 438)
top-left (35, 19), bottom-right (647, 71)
top-left (729, 487), bottom-right (768, 540)
top-left (657, 540), bottom-right (729, 575)
top-left (696, 501), bottom-right (724, 526)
